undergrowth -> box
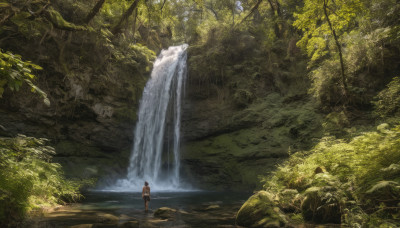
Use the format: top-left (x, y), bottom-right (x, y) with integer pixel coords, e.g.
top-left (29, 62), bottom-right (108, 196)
top-left (0, 135), bottom-right (88, 226)
top-left (262, 123), bottom-right (400, 226)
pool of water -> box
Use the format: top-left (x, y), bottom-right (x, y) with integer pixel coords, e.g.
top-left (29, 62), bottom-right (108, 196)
top-left (79, 191), bottom-right (249, 211)
top-left (31, 191), bottom-right (251, 228)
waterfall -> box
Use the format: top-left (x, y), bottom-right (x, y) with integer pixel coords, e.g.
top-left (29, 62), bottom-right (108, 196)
top-left (110, 44), bottom-right (188, 191)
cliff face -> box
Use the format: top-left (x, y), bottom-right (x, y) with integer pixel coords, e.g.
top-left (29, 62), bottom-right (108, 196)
top-left (180, 94), bottom-right (322, 191)
top-left (0, 20), bottom-right (155, 181)
top-left (179, 34), bottom-right (323, 191)
top-left (0, 13), bottom-right (322, 191)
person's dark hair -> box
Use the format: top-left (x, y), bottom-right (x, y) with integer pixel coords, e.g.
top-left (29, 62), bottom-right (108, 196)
top-left (145, 181), bottom-right (149, 186)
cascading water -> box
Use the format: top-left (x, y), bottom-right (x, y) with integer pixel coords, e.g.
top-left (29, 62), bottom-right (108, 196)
top-left (109, 44), bottom-right (188, 191)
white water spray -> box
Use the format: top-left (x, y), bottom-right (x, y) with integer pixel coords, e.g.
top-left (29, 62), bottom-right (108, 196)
top-left (108, 44), bottom-right (188, 192)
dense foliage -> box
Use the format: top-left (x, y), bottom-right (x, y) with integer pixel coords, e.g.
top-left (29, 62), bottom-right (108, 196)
top-left (0, 135), bottom-right (83, 227)
top-left (374, 77), bottom-right (400, 118)
top-left (1, 0), bottom-right (400, 226)
top-left (295, 0), bottom-right (400, 107)
top-left (262, 123), bottom-right (400, 226)
top-left (0, 50), bottom-right (49, 105)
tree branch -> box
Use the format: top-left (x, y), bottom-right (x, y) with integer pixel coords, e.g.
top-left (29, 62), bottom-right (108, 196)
top-left (85, 0), bottom-right (106, 24)
top-left (112, 0), bottom-right (140, 35)
top-left (160, 0), bottom-right (167, 13)
top-left (205, 5), bottom-right (219, 20)
top-left (44, 8), bottom-right (87, 31)
top-left (239, 0), bottom-right (263, 24)
top-left (323, 0), bottom-right (348, 97)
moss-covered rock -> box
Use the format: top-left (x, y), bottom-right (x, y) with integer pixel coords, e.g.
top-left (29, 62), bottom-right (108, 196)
top-left (234, 89), bottom-right (254, 108)
top-left (154, 207), bottom-right (177, 220)
top-left (301, 186), bottom-right (342, 224)
top-left (236, 191), bottom-right (287, 227)
top-left (119, 221), bottom-right (140, 228)
top-left (96, 213), bottom-right (118, 224)
top-left (45, 8), bottom-right (87, 31)
top-left (181, 92), bottom-right (323, 190)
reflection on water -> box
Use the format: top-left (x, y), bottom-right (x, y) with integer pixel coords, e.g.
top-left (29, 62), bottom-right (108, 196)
top-left (79, 191), bottom-right (248, 211)
top-left (32, 191), bottom-right (251, 228)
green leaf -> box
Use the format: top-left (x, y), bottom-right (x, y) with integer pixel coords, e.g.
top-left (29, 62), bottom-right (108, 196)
top-left (0, 3), bottom-right (10, 8)
top-left (43, 98), bottom-right (50, 106)
top-left (29, 64), bottom-right (43, 70)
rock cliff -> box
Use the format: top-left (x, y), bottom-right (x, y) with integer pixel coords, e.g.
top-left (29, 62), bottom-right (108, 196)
top-left (179, 36), bottom-right (323, 190)
top-left (0, 23), bottom-right (155, 181)
top-left (1, 21), bottom-right (322, 190)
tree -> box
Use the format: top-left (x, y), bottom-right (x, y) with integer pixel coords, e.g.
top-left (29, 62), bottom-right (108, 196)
top-left (239, 0), bottom-right (262, 24)
top-left (85, 0), bottom-right (106, 24)
top-left (293, 0), bottom-right (364, 99)
top-left (112, 0), bottom-right (141, 35)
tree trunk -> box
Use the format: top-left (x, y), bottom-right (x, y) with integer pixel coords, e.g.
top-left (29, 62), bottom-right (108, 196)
top-left (267, 0), bottom-right (281, 38)
top-left (206, 4), bottom-right (219, 20)
top-left (112, 0), bottom-right (140, 35)
top-left (239, 0), bottom-right (262, 24)
top-left (85, 0), bottom-right (106, 24)
top-left (267, 0), bottom-right (275, 14)
top-left (323, 0), bottom-right (348, 97)
top-left (160, 0), bottom-right (167, 14)
top-left (132, 7), bottom-right (138, 38)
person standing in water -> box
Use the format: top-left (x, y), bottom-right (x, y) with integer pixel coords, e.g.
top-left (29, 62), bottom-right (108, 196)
top-left (142, 181), bottom-right (151, 212)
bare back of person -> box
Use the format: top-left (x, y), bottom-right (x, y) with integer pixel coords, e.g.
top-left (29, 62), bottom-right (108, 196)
top-left (142, 182), bottom-right (150, 212)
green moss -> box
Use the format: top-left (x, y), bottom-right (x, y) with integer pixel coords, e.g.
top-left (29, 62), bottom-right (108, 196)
top-left (154, 207), bottom-right (177, 220)
top-left (55, 140), bottom-right (106, 157)
top-left (289, 213), bottom-right (304, 224)
top-left (46, 8), bottom-right (87, 31)
top-left (114, 106), bottom-right (137, 123)
top-left (233, 89), bottom-right (254, 108)
top-left (236, 191), bottom-right (287, 227)
top-left (182, 92), bottom-right (323, 190)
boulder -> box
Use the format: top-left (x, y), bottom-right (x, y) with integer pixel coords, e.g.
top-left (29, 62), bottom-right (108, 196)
top-left (301, 186), bottom-right (341, 224)
top-left (205, 204), bottom-right (220, 211)
top-left (96, 213), bottom-right (119, 224)
top-left (153, 207), bottom-right (177, 220)
top-left (119, 221), bottom-right (140, 228)
top-left (236, 191), bottom-right (287, 227)
top-left (70, 225), bottom-right (93, 228)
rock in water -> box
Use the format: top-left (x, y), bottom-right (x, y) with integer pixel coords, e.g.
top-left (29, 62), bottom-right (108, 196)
top-left (154, 207), bottom-right (177, 220)
top-left (119, 220), bottom-right (140, 228)
top-left (236, 191), bottom-right (287, 227)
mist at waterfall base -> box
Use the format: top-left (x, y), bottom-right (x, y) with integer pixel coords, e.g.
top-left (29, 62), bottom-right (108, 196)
top-left (104, 44), bottom-right (192, 192)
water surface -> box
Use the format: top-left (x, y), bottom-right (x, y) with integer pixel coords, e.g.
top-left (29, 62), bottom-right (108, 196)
top-left (33, 191), bottom-right (250, 227)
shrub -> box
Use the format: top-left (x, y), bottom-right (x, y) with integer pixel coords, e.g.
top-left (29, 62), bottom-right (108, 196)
top-left (0, 135), bottom-right (81, 226)
top-left (0, 50), bottom-right (49, 105)
top-left (262, 123), bottom-right (400, 225)
top-left (373, 77), bottom-right (400, 117)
